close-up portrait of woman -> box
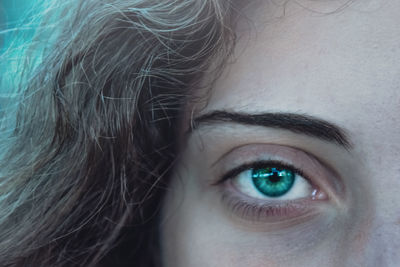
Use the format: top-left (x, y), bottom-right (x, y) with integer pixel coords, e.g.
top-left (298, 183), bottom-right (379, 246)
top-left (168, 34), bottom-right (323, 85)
top-left (0, 0), bottom-right (399, 266)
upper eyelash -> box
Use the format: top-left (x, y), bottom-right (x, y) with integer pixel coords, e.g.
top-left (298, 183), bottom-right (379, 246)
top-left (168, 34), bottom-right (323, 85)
top-left (215, 160), bottom-right (311, 186)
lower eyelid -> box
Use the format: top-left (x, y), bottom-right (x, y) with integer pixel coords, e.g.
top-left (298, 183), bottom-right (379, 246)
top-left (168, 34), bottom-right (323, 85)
top-left (220, 181), bottom-right (327, 224)
top-left (220, 196), bottom-right (326, 233)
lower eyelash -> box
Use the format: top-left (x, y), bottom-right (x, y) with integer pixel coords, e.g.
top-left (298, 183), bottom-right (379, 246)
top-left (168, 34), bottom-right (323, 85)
top-left (220, 188), bottom-right (320, 223)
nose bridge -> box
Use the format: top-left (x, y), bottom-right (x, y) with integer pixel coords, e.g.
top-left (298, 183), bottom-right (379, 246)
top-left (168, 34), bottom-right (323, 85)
top-left (367, 165), bottom-right (400, 265)
top-left (343, 62), bottom-right (400, 266)
top-left (348, 145), bottom-right (400, 267)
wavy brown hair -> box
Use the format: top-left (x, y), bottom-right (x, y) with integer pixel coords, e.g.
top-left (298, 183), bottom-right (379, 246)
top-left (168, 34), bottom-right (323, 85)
top-left (0, 0), bottom-right (238, 266)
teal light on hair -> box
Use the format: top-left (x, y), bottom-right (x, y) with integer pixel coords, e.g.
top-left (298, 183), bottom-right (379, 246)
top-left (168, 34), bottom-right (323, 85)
top-left (0, 0), bottom-right (238, 265)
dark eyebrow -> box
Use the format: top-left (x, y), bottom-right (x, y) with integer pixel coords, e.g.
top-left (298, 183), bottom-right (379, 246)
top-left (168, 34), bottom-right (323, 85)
top-left (190, 110), bottom-right (352, 150)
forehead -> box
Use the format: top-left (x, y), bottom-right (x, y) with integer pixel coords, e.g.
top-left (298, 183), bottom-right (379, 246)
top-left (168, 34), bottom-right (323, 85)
top-left (201, 0), bottom-right (400, 136)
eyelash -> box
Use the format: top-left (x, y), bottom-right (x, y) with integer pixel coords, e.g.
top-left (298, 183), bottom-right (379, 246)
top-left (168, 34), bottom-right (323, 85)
top-left (217, 160), bottom-right (310, 185)
top-left (215, 160), bottom-right (325, 222)
top-left (221, 193), bottom-right (318, 222)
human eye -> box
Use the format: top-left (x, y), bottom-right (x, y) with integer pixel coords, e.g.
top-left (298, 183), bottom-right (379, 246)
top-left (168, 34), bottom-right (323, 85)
top-left (213, 145), bottom-right (339, 225)
top-left (224, 160), bottom-right (321, 201)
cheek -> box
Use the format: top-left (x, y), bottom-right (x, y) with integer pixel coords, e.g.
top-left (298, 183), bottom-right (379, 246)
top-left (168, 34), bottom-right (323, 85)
top-left (161, 170), bottom-right (237, 267)
top-left (160, 168), bottom-right (271, 267)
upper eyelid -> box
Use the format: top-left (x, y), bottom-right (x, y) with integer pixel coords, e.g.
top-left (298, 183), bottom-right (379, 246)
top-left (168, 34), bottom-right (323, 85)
top-left (209, 141), bottom-right (323, 169)
top-left (188, 121), bottom-right (354, 178)
top-left (216, 160), bottom-right (310, 186)
top-left (210, 143), bottom-right (311, 172)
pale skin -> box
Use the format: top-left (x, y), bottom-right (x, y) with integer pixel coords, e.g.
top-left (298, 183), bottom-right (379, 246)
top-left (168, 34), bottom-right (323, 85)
top-left (160, 0), bottom-right (400, 266)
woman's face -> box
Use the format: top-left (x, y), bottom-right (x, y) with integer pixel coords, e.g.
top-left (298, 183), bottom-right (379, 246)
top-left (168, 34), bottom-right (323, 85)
top-left (161, 0), bottom-right (400, 266)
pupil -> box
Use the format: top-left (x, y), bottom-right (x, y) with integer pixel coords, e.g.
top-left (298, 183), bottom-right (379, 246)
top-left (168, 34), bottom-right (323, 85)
top-left (268, 172), bottom-right (281, 183)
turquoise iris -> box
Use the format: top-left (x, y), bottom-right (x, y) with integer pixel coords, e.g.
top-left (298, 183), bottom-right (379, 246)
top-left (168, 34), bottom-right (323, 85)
top-left (251, 167), bottom-right (295, 197)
